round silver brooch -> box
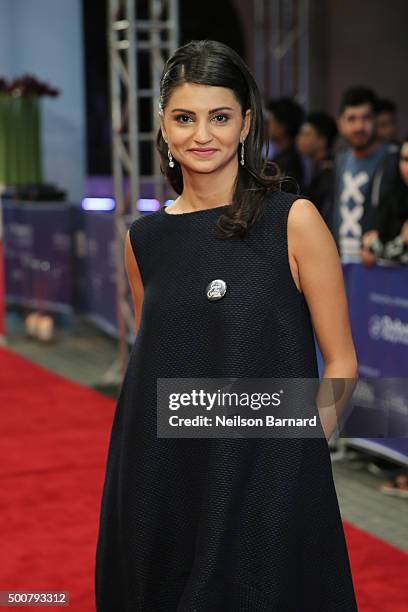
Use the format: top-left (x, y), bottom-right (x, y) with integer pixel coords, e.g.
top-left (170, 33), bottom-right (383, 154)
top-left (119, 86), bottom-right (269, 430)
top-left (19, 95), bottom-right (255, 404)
top-left (206, 279), bottom-right (227, 301)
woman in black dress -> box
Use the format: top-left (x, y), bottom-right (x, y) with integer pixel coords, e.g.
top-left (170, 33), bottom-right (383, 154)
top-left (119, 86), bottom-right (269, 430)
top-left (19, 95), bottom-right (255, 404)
top-left (95, 40), bottom-right (359, 611)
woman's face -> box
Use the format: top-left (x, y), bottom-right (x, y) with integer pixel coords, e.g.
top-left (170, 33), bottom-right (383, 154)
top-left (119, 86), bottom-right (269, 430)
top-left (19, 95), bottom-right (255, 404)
top-left (160, 82), bottom-right (251, 174)
top-left (399, 142), bottom-right (408, 187)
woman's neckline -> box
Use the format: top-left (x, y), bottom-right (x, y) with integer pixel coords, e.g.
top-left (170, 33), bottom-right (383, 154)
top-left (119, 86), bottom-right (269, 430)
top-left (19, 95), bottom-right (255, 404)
top-left (161, 202), bottom-right (231, 217)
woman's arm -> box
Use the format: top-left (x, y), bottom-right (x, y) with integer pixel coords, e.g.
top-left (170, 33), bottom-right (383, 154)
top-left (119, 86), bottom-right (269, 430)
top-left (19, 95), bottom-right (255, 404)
top-left (124, 230), bottom-right (145, 336)
top-left (288, 199), bottom-right (358, 440)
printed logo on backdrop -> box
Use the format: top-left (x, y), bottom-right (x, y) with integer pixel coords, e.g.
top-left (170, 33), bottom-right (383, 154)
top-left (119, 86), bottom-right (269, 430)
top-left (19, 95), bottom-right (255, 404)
top-left (339, 170), bottom-right (369, 258)
top-left (2, 204), bottom-right (74, 312)
top-left (369, 315), bottom-right (408, 345)
top-left (8, 222), bottom-right (34, 248)
top-left (369, 291), bottom-right (408, 310)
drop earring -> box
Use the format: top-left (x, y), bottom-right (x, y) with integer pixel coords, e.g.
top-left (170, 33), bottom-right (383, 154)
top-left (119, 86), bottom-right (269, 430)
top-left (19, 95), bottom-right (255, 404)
top-left (167, 146), bottom-right (175, 168)
top-left (240, 140), bottom-right (245, 166)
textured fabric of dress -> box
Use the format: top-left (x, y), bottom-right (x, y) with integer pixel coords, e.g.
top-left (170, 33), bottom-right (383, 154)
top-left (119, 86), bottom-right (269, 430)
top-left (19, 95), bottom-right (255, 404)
top-left (95, 189), bottom-right (358, 611)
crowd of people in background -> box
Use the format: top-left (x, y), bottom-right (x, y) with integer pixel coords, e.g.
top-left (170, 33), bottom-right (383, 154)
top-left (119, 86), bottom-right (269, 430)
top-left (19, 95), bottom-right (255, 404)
top-left (264, 88), bottom-right (408, 498)
top-left (263, 86), bottom-right (408, 267)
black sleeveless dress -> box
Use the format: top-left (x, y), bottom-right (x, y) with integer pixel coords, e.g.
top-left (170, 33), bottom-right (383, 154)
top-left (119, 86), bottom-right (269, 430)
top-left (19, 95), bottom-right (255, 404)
top-left (95, 190), bottom-right (358, 611)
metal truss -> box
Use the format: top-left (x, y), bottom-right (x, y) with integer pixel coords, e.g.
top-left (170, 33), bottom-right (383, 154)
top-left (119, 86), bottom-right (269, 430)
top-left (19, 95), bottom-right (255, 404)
top-left (107, 0), bottom-right (179, 380)
top-left (253, 0), bottom-right (309, 107)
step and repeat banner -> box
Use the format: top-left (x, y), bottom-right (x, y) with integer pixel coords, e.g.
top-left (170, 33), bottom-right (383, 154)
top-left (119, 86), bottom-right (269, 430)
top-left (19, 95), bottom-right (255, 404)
top-left (340, 263), bottom-right (408, 465)
top-left (2, 201), bottom-right (75, 315)
top-left (1, 199), bottom-right (408, 463)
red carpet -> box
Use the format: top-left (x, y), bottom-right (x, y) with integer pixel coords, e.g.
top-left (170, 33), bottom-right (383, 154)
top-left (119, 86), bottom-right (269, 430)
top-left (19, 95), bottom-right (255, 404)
top-left (344, 522), bottom-right (408, 611)
top-left (0, 346), bottom-right (407, 610)
top-left (0, 347), bottom-right (114, 611)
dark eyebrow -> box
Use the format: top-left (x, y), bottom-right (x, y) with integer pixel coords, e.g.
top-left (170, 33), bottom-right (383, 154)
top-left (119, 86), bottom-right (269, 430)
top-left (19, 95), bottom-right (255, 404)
top-left (170, 107), bottom-right (234, 114)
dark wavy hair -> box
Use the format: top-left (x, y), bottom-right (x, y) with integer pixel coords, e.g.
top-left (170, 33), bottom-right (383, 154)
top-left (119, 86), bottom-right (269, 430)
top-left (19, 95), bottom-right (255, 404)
top-left (156, 39), bottom-right (286, 239)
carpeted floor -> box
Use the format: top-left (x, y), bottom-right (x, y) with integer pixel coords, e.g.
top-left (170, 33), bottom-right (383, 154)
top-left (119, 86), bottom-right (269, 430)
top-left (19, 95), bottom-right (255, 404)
top-left (1, 345), bottom-right (407, 611)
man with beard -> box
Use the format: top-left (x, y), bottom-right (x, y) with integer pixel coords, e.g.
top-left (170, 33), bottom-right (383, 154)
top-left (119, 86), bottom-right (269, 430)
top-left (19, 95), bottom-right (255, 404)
top-left (332, 86), bottom-right (398, 260)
